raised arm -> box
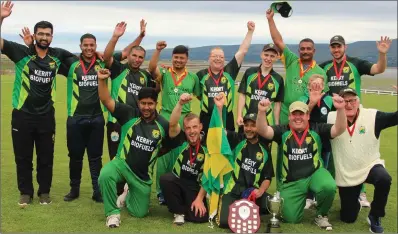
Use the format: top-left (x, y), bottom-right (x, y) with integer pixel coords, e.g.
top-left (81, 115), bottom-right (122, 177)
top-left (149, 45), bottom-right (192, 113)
top-left (236, 93), bottom-right (246, 126)
top-left (330, 94), bottom-right (346, 138)
top-left (169, 93), bottom-right (192, 138)
top-left (97, 68), bottom-right (115, 113)
top-left (234, 21), bottom-right (255, 66)
top-left (266, 8), bottom-right (285, 52)
top-left (103, 21), bottom-right (127, 68)
top-left (0, 1), bottom-right (14, 50)
top-left (370, 36), bottom-right (392, 75)
top-left (19, 27), bottom-right (33, 46)
top-left (148, 41), bottom-right (167, 83)
top-left (120, 19), bottom-right (146, 59)
top-left (214, 92), bottom-right (226, 121)
top-left (256, 98), bottom-right (275, 140)
top-left (273, 101), bottom-right (281, 125)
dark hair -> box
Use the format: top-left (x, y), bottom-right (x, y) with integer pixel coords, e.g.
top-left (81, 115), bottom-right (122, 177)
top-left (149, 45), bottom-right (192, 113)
top-left (138, 87), bottom-right (158, 102)
top-left (34, 21), bottom-right (53, 34)
top-left (299, 38), bottom-right (315, 46)
top-left (80, 33), bottom-right (96, 43)
top-left (172, 45), bottom-right (189, 56)
top-left (130, 45), bottom-right (146, 56)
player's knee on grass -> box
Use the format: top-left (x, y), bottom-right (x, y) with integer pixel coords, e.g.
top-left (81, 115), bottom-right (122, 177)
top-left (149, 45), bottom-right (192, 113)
top-left (340, 208), bottom-right (360, 223)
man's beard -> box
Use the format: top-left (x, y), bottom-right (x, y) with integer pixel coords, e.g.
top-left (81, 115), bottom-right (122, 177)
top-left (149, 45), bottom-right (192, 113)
top-left (36, 41), bottom-right (50, 50)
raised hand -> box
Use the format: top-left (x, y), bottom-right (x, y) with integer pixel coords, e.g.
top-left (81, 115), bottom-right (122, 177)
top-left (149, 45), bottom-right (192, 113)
top-left (247, 21), bottom-right (255, 31)
top-left (214, 92), bottom-right (226, 108)
top-left (236, 116), bottom-right (244, 126)
top-left (392, 85), bottom-right (397, 91)
top-left (1, 1), bottom-right (13, 19)
top-left (332, 94), bottom-right (345, 109)
top-left (140, 19), bottom-right (147, 37)
top-left (19, 27), bottom-right (33, 46)
top-left (113, 21), bottom-right (127, 38)
top-left (156, 41), bottom-right (167, 51)
top-left (308, 81), bottom-right (323, 105)
top-left (266, 8), bottom-right (274, 20)
top-left (258, 98), bottom-right (271, 112)
top-left (178, 93), bottom-right (192, 105)
top-left (376, 36), bottom-right (392, 54)
top-left (97, 68), bottom-right (111, 80)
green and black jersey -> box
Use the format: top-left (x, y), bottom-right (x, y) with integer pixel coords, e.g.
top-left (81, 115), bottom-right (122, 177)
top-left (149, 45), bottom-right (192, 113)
top-left (238, 66), bottom-right (284, 125)
top-left (319, 56), bottom-right (373, 98)
top-left (1, 39), bottom-right (76, 114)
top-left (197, 57), bottom-right (240, 115)
top-left (271, 123), bottom-right (332, 183)
top-left (224, 132), bottom-right (274, 194)
top-left (298, 94), bottom-right (334, 124)
top-left (108, 58), bottom-right (156, 123)
top-left (112, 102), bottom-right (170, 182)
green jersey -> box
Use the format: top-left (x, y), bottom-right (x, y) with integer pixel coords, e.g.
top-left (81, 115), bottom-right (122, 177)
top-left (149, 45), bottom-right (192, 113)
top-left (108, 58), bottom-right (156, 123)
top-left (197, 56), bottom-right (240, 115)
top-left (238, 66), bottom-right (284, 125)
top-left (112, 102), bottom-right (170, 181)
top-left (298, 94), bottom-right (334, 124)
top-left (159, 67), bottom-right (201, 114)
top-left (319, 56), bottom-right (373, 98)
top-left (1, 39), bottom-right (75, 114)
top-left (271, 123), bottom-right (332, 183)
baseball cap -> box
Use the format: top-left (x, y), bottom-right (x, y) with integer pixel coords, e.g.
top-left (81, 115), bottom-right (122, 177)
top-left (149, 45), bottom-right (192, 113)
top-left (339, 88), bottom-right (358, 97)
top-left (270, 1), bottom-right (293, 18)
top-left (243, 113), bottom-right (257, 122)
top-left (289, 101), bottom-right (309, 113)
top-left (330, 35), bottom-right (345, 46)
top-left (262, 43), bottom-right (280, 54)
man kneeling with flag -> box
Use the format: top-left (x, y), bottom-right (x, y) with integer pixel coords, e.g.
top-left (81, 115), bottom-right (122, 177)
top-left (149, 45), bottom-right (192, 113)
top-left (211, 93), bottom-right (275, 228)
top-left (159, 93), bottom-right (209, 225)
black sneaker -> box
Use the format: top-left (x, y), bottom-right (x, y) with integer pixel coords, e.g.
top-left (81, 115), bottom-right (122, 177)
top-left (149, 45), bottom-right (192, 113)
top-left (64, 190), bottom-right (79, 202)
top-left (367, 214), bottom-right (384, 233)
top-left (157, 192), bottom-right (166, 205)
top-left (39, 193), bottom-right (52, 205)
top-left (92, 192), bottom-right (103, 203)
top-left (18, 194), bottom-right (32, 208)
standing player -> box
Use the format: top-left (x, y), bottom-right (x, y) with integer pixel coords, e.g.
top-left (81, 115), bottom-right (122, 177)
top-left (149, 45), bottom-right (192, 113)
top-left (237, 43), bottom-right (284, 133)
top-left (1, 1), bottom-right (77, 206)
top-left (197, 21), bottom-right (255, 135)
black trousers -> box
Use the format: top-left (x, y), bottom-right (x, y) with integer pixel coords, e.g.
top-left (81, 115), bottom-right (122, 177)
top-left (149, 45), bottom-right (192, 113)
top-left (338, 164), bottom-right (391, 223)
top-left (67, 115), bottom-right (104, 193)
top-left (159, 173), bottom-right (208, 223)
top-left (12, 108), bottom-right (56, 197)
top-left (200, 110), bottom-right (235, 140)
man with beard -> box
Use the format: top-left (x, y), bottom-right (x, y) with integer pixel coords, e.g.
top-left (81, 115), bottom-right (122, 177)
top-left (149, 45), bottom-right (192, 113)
top-left (211, 92), bottom-right (274, 228)
top-left (148, 41), bottom-right (201, 204)
top-left (0, 1), bottom-right (77, 207)
top-left (237, 43), bottom-right (284, 133)
top-left (319, 35), bottom-right (392, 208)
top-left (159, 93), bottom-right (208, 225)
top-left (327, 88), bottom-right (397, 233)
top-left (197, 21), bottom-right (255, 136)
top-left (256, 96), bottom-right (346, 230)
top-left (97, 69), bottom-right (170, 228)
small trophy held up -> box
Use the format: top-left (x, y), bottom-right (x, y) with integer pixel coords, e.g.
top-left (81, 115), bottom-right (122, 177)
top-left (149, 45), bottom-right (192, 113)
top-left (266, 193), bottom-right (284, 233)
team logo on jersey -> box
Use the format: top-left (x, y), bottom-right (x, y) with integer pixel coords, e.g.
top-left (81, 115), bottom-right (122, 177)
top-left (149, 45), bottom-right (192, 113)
top-left (221, 76), bottom-right (227, 84)
top-left (359, 126), bottom-right (366, 134)
top-left (110, 131), bottom-right (119, 142)
top-left (268, 82), bottom-right (274, 91)
top-left (95, 65), bottom-right (101, 71)
top-left (152, 129), bottom-right (160, 139)
top-left (321, 107), bottom-right (328, 115)
top-left (269, 43), bottom-right (274, 48)
top-left (343, 67), bottom-right (350, 73)
top-left (49, 62), bottom-right (56, 69)
top-left (305, 136), bottom-right (312, 144)
top-left (196, 153), bottom-right (205, 162)
top-left (256, 152), bottom-right (263, 161)
top-left (140, 76), bottom-right (145, 85)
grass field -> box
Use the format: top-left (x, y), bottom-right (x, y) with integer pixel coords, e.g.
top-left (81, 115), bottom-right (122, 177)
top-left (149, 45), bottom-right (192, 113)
top-left (1, 73), bottom-right (397, 233)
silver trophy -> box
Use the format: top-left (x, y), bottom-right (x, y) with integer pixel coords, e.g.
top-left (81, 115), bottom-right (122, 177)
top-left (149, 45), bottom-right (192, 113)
top-left (266, 193), bottom-right (284, 233)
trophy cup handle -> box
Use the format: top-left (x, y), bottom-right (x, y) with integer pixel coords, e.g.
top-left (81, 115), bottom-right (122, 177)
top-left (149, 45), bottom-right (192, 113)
top-left (266, 195), bottom-right (272, 214)
top-left (279, 197), bottom-right (284, 218)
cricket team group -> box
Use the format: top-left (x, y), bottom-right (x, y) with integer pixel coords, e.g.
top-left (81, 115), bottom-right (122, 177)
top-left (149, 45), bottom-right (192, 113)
top-left (1, 1), bottom-right (397, 233)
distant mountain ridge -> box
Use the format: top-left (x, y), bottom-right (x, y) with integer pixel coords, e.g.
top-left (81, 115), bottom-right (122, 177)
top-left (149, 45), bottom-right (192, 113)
top-left (143, 39), bottom-right (397, 67)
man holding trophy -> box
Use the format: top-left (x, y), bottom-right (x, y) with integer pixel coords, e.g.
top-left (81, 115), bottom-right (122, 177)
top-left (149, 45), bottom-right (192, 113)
top-left (256, 96), bottom-right (347, 230)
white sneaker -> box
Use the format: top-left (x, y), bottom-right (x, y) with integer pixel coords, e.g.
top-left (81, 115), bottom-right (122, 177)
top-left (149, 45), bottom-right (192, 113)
top-left (117, 184), bottom-right (129, 208)
top-left (106, 214), bottom-right (121, 228)
top-left (173, 214), bottom-right (185, 225)
top-left (359, 192), bottom-right (371, 208)
top-left (305, 198), bottom-right (315, 209)
top-left (315, 215), bottom-right (333, 231)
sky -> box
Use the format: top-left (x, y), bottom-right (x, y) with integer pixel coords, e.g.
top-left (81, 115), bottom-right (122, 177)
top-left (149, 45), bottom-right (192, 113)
top-left (1, 1), bottom-right (397, 53)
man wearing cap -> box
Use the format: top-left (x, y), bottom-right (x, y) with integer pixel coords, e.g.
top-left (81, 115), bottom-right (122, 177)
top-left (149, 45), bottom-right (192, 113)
top-left (213, 93), bottom-right (274, 228)
top-left (319, 35), bottom-right (392, 98)
top-left (197, 21), bottom-right (255, 136)
top-left (256, 95), bottom-right (346, 229)
top-left (327, 88), bottom-right (397, 233)
top-left (237, 43), bottom-right (284, 134)
top-left (97, 68), bottom-right (170, 228)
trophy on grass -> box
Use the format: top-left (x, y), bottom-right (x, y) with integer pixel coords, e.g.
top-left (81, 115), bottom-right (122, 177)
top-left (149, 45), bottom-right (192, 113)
top-left (266, 193), bottom-right (284, 233)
